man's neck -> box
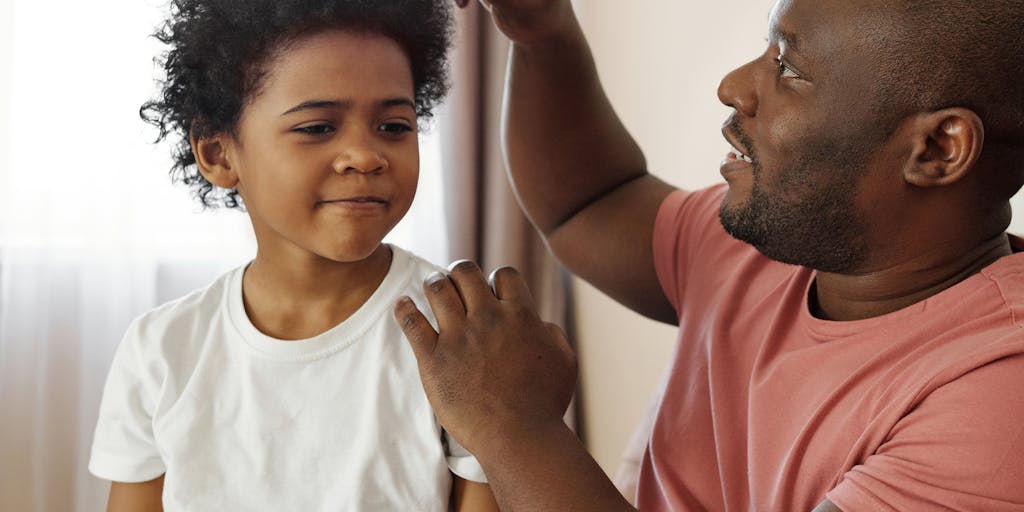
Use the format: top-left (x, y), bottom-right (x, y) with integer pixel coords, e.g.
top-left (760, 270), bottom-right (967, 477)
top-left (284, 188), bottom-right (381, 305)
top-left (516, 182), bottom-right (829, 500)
top-left (811, 234), bottom-right (1013, 321)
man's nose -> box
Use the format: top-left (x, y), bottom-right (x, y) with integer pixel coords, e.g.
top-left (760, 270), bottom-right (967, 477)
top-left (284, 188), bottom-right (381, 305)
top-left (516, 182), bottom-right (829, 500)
top-left (717, 59), bottom-right (759, 118)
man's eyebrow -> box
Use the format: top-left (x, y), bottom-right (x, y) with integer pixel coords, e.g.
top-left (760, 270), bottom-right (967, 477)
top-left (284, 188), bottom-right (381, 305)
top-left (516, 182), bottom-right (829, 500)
top-left (280, 98), bottom-right (415, 116)
top-left (769, 26), bottom-right (803, 55)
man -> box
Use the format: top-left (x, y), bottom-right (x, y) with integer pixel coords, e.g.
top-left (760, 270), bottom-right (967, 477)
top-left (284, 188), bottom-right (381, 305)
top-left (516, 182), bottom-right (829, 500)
top-left (394, 0), bottom-right (1024, 510)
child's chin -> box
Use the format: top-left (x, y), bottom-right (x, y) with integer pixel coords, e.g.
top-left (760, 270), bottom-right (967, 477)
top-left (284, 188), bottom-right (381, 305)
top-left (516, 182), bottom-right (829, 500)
top-left (320, 241), bottom-right (389, 264)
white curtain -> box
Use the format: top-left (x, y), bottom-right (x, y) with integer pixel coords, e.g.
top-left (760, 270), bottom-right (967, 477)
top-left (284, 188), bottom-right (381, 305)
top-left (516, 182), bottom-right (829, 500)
top-left (0, 1), bottom-right (451, 510)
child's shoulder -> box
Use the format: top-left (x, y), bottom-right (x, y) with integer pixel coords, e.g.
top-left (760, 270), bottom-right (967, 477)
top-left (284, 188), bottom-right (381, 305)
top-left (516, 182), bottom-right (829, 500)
top-left (124, 265), bottom-right (243, 352)
top-left (391, 244), bottom-right (444, 275)
top-left (387, 244), bottom-right (447, 297)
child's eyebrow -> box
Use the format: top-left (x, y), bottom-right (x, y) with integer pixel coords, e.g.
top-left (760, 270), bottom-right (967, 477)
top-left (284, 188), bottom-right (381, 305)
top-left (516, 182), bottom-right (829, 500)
top-left (280, 98), bottom-right (415, 116)
top-left (379, 98), bottom-right (416, 110)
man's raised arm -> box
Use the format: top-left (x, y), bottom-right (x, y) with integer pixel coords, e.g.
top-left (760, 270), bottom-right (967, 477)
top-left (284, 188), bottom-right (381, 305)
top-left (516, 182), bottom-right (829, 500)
top-left (464, 0), bottom-right (678, 323)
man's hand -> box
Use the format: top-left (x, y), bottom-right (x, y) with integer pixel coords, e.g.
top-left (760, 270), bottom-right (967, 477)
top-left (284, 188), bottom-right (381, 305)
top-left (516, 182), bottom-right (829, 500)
top-left (453, 0), bottom-right (576, 46)
top-left (394, 261), bottom-right (577, 454)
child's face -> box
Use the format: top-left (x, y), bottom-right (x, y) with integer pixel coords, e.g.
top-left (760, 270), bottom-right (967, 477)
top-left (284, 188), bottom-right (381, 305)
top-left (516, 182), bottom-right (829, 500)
top-left (223, 30), bottom-right (419, 263)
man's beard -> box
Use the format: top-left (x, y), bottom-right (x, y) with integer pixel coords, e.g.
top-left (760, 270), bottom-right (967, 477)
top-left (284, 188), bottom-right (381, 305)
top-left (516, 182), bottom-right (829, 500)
top-left (718, 133), bottom-right (875, 274)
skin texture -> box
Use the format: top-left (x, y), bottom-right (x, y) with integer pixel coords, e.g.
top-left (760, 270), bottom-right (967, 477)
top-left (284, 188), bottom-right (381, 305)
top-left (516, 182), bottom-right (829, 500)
top-left (453, 474), bottom-right (502, 511)
top-left (107, 476), bottom-right (163, 512)
top-left (396, 0), bottom-right (1022, 510)
top-left (107, 29), bottom-right (498, 511)
top-left (716, 43), bottom-right (878, 274)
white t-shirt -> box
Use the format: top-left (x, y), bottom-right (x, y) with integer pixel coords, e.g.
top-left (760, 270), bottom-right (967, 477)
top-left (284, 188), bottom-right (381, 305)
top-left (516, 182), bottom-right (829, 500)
top-left (89, 246), bottom-right (486, 511)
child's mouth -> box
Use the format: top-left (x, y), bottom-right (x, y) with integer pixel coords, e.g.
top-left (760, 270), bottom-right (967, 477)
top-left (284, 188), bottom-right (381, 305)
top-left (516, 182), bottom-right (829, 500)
top-left (318, 196), bottom-right (389, 211)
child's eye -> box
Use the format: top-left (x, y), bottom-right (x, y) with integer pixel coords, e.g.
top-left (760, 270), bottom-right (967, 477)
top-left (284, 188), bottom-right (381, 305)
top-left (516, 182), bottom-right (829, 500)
top-left (378, 122), bottom-right (413, 135)
top-left (294, 124), bottom-right (335, 136)
top-left (774, 56), bottom-right (800, 79)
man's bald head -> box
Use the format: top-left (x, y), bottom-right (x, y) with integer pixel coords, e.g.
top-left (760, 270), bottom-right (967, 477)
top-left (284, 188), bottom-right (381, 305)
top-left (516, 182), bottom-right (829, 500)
top-left (866, 1), bottom-right (1024, 144)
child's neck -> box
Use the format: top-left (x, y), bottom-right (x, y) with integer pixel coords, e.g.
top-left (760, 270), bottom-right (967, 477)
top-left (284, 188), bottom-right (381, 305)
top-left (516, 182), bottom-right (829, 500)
top-left (241, 245), bottom-right (393, 340)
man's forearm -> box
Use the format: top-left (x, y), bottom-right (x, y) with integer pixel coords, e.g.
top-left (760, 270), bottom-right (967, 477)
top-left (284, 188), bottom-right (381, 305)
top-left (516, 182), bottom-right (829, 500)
top-left (475, 420), bottom-right (636, 512)
top-left (502, 12), bottom-right (648, 235)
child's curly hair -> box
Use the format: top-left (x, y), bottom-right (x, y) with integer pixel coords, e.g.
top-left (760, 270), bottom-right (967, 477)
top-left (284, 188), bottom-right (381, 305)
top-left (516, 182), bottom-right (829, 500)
top-left (142, 0), bottom-right (454, 209)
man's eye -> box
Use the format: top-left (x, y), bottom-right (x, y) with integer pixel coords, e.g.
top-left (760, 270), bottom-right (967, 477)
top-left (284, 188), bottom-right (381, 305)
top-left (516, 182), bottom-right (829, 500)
top-left (774, 57), bottom-right (799, 79)
top-left (294, 124), bottom-right (335, 135)
top-left (379, 122), bottom-right (413, 134)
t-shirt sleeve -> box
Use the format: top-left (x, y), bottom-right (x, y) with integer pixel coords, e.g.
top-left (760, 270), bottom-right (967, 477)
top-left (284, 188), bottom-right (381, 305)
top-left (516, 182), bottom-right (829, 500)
top-left (826, 355), bottom-right (1024, 511)
top-left (88, 319), bottom-right (166, 483)
top-left (652, 185), bottom-right (730, 317)
top-left (443, 429), bottom-right (488, 483)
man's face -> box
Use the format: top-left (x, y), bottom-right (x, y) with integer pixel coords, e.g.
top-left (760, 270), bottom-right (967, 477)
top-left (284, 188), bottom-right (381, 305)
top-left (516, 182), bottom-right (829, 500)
top-left (716, 0), bottom-right (895, 273)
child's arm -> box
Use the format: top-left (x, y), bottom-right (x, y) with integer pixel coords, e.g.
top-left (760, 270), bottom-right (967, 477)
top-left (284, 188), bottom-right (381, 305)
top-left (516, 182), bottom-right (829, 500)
top-left (451, 475), bottom-right (500, 512)
top-left (106, 475), bottom-right (164, 512)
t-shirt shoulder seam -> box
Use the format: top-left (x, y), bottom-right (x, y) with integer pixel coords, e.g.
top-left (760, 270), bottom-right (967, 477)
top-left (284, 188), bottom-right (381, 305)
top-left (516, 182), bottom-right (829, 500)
top-left (980, 270), bottom-right (1021, 327)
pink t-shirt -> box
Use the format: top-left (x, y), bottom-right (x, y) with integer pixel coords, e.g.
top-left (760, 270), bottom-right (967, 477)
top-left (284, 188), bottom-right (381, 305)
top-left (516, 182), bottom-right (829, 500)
top-left (637, 185), bottom-right (1024, 511)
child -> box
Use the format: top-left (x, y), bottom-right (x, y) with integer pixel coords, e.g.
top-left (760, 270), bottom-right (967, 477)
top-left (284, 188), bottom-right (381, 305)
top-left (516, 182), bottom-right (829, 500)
top-left (88, 0), bottom-right (498, 510)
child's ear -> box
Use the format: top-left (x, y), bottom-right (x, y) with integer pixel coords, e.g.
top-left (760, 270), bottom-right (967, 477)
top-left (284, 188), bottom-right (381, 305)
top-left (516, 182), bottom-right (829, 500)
top-left (901, 108), bottom-right (984, 188)
top-left (191, 129), bottom-right (240, 189)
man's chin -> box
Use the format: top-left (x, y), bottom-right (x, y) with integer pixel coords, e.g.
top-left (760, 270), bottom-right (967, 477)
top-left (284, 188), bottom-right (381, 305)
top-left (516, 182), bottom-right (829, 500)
top-left (719, 209), bottom-right (866, 273)
top-left (719, 200), bottom-right (757, 243)
top-left (719, 215), bottom-right (808, 267)
top-left (720, 182), bottom-right (753, 211)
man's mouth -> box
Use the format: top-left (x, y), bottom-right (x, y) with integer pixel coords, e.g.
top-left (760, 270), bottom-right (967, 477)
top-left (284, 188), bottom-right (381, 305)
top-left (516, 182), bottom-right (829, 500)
top-left (728, 147), bottom-right (753, 164)
top-left (721, 117), bottom-right (756, 166)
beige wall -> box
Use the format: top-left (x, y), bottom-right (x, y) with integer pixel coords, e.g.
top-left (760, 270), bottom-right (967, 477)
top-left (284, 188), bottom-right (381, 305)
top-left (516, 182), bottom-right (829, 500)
top-left (569, 0), bottom-right (1024, 478)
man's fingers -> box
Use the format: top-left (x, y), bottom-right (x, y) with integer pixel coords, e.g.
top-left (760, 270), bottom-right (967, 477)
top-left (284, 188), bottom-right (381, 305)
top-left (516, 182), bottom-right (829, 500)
top-left (423, 271), bottom-right (467, 331)
top-left (394, 296), bottom-right (439, 360)
top-left (447, 260), bottom-right (498, 313)
top-left (488, 266), bottom-right (537, 310)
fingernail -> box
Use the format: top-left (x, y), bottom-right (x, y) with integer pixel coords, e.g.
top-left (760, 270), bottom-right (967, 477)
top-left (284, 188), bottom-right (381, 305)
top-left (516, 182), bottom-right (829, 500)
top-left (426, 272), bottom-right (447, 287)
top-left (447, 259), bottom-right (471, 272)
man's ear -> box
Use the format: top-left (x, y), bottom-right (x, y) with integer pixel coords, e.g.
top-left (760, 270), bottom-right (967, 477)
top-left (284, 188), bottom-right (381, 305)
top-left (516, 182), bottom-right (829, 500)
top-left (191, 129), bottom-right (240, 189)
top-left (902, 108), bottom-right (984, 188)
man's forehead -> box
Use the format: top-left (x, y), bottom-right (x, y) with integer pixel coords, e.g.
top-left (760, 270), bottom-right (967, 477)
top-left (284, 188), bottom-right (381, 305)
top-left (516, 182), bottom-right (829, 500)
top-left (766, 0), bottom-right (880, 55)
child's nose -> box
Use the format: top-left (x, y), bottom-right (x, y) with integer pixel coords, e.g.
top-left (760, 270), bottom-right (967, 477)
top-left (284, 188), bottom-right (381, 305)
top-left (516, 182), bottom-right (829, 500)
top-left (332, 146), bottom-right (388, 175)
